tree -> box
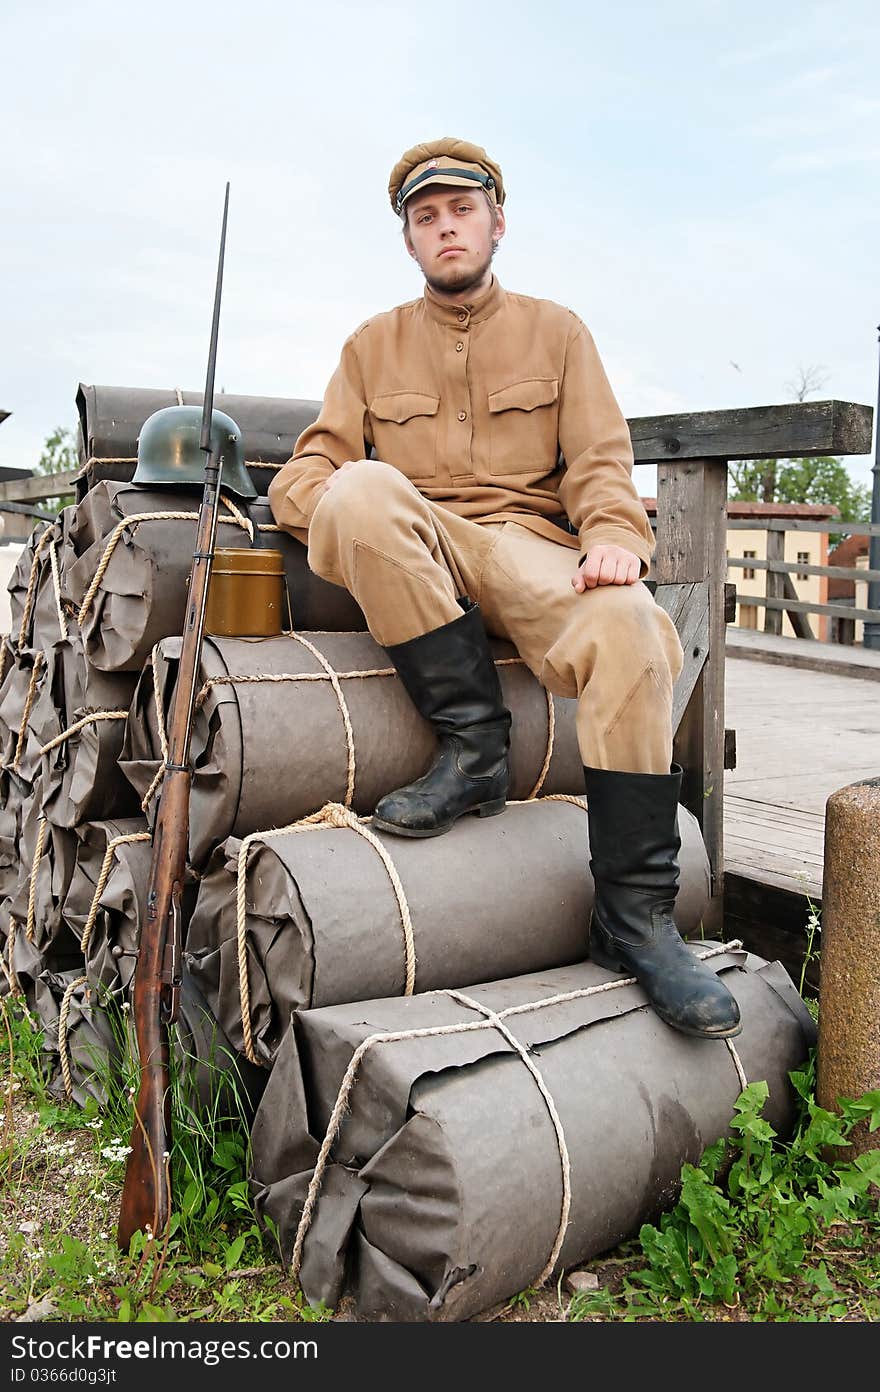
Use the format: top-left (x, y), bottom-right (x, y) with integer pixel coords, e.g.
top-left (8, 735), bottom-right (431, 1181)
top-left (728, 458), bottom-right (770, 502)
top-left (730, 453), bottom-right (869, 519)
top-left (727, 363), bottom-right (865, 518)
top-left (776, 456), bottom-right (870, 520)
top-left (34, 425), bottom-right (77, 513)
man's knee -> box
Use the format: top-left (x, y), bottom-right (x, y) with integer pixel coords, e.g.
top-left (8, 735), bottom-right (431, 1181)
top-left (544, 582), bottom-right (684, 691)
top-left (315, 458), bottom-right (414, 521)
top-left (307, 459), bottom-right (423, 581)
top-left (588, 583), bottom-right (680, 655)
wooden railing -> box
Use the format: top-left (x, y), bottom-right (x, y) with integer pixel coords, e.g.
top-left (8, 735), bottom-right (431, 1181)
top-left (726, 518), bottom-right (880, 640)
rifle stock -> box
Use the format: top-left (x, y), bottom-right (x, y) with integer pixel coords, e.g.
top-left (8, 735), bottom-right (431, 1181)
top-left (116, 769), bottom-right (189, 1246)
top-left (117, 185), bottom-right (230, 1251)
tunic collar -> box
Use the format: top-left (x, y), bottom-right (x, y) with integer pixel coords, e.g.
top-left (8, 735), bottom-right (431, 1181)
top-left (422, 275), bottom-right (506, 327)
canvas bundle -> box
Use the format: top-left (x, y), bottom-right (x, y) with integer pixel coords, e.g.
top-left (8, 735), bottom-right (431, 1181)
top-left (62, 482), bottom-right (262, 672)
top-left (6, 531), bottom-right (47, 646)
top-left (62, 817), bottom-right (155, 999)
top-left (250, 950), bottom-right (817, 1322)
top-left (121, 631), bottom-right (583, 869)
top-left (63, 482), bottom-right (365, 673)
top-left (3, 799), bottom-right (80, 971)
top-left (0, 766), bottom-right (29, 906)
top-left (0, 642), bottom-right (50, 783)
top-left (5, 521), bottom-right (75, 653)
top-left (28, 636), bottom-right (139, 827)
top-left (37, 969), bottom-right (124, 1109)
top-left (186, 796), bottom-right (711, 1067)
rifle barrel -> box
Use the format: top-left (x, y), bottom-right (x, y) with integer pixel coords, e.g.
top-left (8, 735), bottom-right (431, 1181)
top-left (200, 181), bottom-right (230, 453)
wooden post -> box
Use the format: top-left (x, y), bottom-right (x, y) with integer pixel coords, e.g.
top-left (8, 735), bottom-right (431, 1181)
top-left (654, 457), bottom-right (728, 935)
top-left (817, 778), bottom-right (880, 1158)
top-left (764, 528), bottom-right (784, 636)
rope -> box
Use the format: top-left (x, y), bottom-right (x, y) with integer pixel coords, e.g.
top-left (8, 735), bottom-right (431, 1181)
top-left (215, 493), bottom-right (254, 544)
top-left (48, 541), bottom-right (69, 641)
top-left (2, 919), bottom-right (21, 996)
top-left (174, 388), bottom-right (184, 406)
top-left (76, 502), bottom-right (252, 627)
top-left (38, 710), bottom-right (128, 758)
top-left (528, 688), bottom-right (555, 799)
top-left (288, 635), bottom-right (357, 808)
top-left (0, 637), bottom-right (11, 691)
top-left (25, 817), bottom-right (48, 943)
top-left (532, 793), bottom-right (587, 809)
top-left (58, 975), bottom-right (89, 1101)
top-left (193, 667), bottom-right (397, 709)
top-left (79, 832), bottom-right (152, 957)
top-left (82, 457), bottom-right (138, 466)
top-left (447, 988), bottom-right (572, 1286)
top-left (13, 652), bottom-right (45, 772)
top-left (17, 526), bottom-right (54, 647)
top-left (289, 940), bottom-right (744, 1286)
top-left (139, 646), bottom-right (171, 811)
top-left (235, 803), bottom-right (417, 1065)
top-left (140, 766), bottom-right (165, 814)
top-left (726, 1038), bottom-right (748, 1092)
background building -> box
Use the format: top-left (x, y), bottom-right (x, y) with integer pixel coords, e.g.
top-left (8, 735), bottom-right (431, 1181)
top-left (643, 498), bottom-right (837, 641)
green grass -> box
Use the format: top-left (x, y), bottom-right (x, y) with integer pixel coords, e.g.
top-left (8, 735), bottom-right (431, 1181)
top-left (0, 990), bottom-right (330, 1323)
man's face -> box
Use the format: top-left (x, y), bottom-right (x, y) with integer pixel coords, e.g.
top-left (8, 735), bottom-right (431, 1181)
top-left (403, 184), bottom-right (505, 298)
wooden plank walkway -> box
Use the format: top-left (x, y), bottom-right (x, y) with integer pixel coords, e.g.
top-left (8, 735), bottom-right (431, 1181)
top-left (723, 645), bottom-right (880, 897)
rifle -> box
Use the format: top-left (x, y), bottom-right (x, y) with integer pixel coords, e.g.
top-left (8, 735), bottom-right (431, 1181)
top-left (117, 184), bottom-right (232, 1250)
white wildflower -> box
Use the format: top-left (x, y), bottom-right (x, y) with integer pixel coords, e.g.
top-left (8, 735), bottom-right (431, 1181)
top-left (100, 1142), bottom-right (132, 1163)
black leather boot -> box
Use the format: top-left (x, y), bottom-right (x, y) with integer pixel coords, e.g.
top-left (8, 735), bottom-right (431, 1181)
top-left (372, 599), bottom-right (511, 837)
top-left (584, 764), bottom-right (742, 1039)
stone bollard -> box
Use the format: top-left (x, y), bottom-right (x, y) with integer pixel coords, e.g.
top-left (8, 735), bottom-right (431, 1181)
top-left (817, 777), bottom-right (880, 1159)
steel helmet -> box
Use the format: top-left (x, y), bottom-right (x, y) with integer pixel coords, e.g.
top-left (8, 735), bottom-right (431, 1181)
top-left (132, 405), bottom-right (257, 498)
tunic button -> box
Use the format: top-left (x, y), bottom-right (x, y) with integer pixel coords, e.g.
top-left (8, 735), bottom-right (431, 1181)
top-left (458, 411), bottom-right (467, 422)
top-left (456, 342), bottom-right (464, 352)
top-left (458, 312), bottom-right (467, 321)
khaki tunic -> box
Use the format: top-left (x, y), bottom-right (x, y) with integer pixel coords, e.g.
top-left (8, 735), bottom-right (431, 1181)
top-left (268, 276), bottom-right (654, 575)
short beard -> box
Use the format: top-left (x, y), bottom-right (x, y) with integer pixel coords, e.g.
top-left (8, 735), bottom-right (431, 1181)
top-left (416, 240), bottom-right (499, 298)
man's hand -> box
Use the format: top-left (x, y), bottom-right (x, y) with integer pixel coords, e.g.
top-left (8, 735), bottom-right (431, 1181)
top-left (572, 544), bottom-right (641, 592)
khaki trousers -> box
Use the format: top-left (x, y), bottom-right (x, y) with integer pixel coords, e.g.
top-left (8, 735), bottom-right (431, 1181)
top-left (307, 460), bottom-right (684, 773)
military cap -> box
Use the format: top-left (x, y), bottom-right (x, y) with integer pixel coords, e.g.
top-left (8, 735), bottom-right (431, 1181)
top-left (388, 137), bottom-right (505, 217)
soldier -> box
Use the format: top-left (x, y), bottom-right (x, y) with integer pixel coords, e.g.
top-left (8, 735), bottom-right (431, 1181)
top-left (269, 137), bottom-right (740, 1040)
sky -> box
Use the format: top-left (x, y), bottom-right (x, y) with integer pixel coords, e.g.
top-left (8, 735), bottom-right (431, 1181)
top-left (2, 0), bottom-right (878, 495)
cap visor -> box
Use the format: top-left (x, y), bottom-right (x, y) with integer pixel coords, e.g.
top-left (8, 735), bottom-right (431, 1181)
top-left (400, 174), bottom-right (487, 206)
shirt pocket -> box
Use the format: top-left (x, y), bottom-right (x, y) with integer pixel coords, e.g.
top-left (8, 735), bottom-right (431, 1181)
top-left (487, 377), bottom-right (559, 476)
top-left (369, 391), bottom-right (440, 479)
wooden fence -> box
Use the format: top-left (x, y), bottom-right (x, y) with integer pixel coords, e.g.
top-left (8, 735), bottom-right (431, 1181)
top-left (726, 518), bottom-right (880, 640)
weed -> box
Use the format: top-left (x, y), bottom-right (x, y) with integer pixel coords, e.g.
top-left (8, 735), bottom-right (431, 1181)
top-left (507, 1285), bottom-right (538, 1312)
top-left (799, 896), bottom-right (822, 1000)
